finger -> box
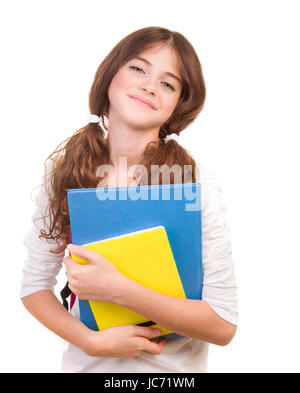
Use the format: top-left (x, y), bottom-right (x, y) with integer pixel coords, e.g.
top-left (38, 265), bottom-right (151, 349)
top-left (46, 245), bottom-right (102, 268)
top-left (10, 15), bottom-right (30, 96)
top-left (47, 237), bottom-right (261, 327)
top-left (63, 255), bottom-right (80, 270)
top-left (143, 337), bottom-right (167, 354)
top-left (133, 326), bottom-right (162, 338)
top-left (63, 255), bottom-right (72, 265)
top-left (67, 244), bottom-right (102, 264)
top-left (156, 338), bottom-right (167, 351)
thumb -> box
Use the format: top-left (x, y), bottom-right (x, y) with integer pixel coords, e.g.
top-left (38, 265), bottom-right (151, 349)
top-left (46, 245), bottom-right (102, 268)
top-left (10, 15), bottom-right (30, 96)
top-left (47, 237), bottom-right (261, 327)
top-left (134, 326), bottom-right (162, 339)
top-left (143, 337), bottom-right (167, 355)
top-left (155, 337), bottom-right (167, 352)
top-left (67, 244), bottom-right (99, 265)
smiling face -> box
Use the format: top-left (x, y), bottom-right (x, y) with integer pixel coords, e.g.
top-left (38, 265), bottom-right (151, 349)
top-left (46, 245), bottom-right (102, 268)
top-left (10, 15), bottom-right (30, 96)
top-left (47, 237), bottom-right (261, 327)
top-left (107, 43), bottom-right (182, 131)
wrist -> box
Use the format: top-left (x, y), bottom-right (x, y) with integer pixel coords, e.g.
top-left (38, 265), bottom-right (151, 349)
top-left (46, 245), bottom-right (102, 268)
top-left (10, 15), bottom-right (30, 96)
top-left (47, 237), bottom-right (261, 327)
top-left (71, 319), bottom-right (97, 355)
top-left (112, 273), bottom-right (133, 306)
top-left (83, 329), bottom-right (109, 357)
top-left (83, 330), bottom-right (98, 356)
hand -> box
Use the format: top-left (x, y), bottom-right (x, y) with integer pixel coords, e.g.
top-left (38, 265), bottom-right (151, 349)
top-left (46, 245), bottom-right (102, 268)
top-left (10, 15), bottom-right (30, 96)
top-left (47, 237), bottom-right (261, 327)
top-left (63, 244), bottom-right (128, 303)
top-left (84, 324), bottom-right (167, 358)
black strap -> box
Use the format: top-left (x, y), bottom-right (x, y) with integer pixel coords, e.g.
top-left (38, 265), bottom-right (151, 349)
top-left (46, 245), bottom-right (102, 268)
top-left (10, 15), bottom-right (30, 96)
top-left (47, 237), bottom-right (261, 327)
top-left (60, 281), bottom-right (72, 310)
top-left (137, 320), bottom-right (156, 327)
top-left (60, 281), bottom-right (156, 327)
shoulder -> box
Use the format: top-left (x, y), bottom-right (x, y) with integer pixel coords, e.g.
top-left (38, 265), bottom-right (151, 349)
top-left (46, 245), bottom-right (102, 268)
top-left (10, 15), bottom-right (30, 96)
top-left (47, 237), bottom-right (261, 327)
top-left (32, 158), bottom-right (55, 205)
top-left (195, 161), bottom-right (233, 265)
top-left (28, 158), bottom-right (59, 237)
top-left (195, 162), bottom-right (218, 185)
top-left (194, 162), bottom-right (223, 212)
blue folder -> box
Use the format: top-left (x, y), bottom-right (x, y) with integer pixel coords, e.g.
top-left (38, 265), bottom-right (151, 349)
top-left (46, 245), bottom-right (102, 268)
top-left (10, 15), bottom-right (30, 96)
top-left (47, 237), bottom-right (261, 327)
top-left (67, 183), bottom-right (202, 338)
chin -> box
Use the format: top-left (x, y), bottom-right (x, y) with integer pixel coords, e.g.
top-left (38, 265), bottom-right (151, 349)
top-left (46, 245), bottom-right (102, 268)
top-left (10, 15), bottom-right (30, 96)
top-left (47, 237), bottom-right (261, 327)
top-left (119, 110), bottom-right (154, 127)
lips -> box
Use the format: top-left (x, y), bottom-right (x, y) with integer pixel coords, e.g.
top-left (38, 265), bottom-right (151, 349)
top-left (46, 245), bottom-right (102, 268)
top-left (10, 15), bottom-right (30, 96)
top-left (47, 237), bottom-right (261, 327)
top-left (129, 95), bottom-right (156, 110)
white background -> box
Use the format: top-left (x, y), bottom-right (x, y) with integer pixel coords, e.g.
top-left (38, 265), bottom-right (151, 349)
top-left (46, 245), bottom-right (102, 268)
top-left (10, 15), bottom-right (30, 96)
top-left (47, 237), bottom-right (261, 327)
top-left (1, 0), bottom-right (299, 373)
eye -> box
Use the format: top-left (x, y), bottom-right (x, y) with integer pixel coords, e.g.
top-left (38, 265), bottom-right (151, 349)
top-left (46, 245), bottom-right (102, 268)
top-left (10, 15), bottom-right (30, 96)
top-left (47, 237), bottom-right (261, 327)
top-left (129, 66), bottom-right (176, 91)
top-left (129, 66), bottom-right (145, 73)
top-left (162, 82), bottom-right (175, 91)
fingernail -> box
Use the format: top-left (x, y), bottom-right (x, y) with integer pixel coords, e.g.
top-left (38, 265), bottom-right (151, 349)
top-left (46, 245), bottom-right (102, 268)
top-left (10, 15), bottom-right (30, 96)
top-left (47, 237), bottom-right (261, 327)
top-left (67, 244), bottom-right (74, 251)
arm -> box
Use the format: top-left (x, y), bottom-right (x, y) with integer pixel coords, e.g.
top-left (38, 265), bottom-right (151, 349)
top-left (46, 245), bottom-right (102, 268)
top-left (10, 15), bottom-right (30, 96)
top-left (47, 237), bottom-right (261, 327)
top-left (21, 290), bottom-right (93, 353)
top-left (65, 166), bottom-right (238, 347)
top-left (114, 277), bottom-right (236, 346)
top-left (65, 244), bottom-right (237, 346)
top-left (21, 289), bottom-right (166, 357)
top-left (21, 168), bottom-right (165, 358)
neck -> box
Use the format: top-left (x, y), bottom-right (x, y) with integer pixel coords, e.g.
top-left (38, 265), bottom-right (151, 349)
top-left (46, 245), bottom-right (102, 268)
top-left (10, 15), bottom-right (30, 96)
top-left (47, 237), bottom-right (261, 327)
top-left (106, 113), bottom-right (160, 173)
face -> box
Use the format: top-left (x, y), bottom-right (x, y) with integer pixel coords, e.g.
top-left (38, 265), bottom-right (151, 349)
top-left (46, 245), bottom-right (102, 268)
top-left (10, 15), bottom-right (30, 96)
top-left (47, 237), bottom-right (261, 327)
top-left (107, 44), bottom-right (182, 131)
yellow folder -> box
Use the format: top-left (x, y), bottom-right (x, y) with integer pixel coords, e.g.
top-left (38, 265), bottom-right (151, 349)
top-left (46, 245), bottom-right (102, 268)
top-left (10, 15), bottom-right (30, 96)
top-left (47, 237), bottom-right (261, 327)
top-left (70, 226), bottom-right (186, 336)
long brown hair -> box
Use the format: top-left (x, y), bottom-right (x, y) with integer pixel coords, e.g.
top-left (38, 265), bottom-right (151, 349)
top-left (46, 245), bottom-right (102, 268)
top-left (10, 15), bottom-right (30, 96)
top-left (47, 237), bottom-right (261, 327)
top-left (38, 26), bottom-right (206, 253)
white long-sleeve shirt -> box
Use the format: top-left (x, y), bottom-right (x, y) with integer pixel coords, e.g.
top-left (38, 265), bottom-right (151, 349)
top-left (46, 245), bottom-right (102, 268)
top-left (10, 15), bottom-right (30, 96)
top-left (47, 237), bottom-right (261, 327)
top-left (20, 162), bottom-right (239, 373)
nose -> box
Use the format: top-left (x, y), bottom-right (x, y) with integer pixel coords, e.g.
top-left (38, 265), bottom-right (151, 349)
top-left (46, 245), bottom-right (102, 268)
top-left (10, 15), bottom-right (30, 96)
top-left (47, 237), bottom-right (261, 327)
top-left (139, 78), bottom-right (157, 95)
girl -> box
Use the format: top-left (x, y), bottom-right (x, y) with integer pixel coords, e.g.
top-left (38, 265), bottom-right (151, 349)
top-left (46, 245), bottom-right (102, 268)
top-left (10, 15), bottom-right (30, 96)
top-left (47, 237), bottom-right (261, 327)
top-left (20, 26), bottom-right (238, 373)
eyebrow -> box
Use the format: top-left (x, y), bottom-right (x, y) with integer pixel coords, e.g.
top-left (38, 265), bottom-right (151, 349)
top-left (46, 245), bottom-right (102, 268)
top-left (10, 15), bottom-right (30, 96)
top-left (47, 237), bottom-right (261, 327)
top-left (135, 56), bottom-right (181, 86)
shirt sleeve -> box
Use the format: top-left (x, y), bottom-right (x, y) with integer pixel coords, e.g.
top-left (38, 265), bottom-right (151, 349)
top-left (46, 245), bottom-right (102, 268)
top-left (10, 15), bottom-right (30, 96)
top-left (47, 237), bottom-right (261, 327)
top-left (197, 164), bottom-right (239, 326)
top-left (20, 164), bottom-right (66, 299)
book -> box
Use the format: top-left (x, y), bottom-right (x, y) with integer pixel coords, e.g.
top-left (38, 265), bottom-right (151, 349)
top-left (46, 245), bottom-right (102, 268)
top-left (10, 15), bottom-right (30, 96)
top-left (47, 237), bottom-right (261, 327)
top-left (67, 182), bottom-right (202, 339)
top-left (70, 226), bottom-right (186, 336)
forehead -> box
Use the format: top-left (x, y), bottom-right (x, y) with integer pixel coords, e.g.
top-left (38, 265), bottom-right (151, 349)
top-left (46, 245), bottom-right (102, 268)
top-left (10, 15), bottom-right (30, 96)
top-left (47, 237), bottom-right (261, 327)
top-left (136, 44), bottom-right (180, 72)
